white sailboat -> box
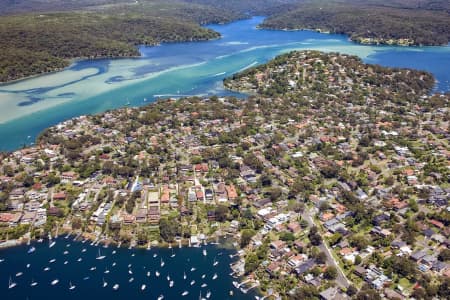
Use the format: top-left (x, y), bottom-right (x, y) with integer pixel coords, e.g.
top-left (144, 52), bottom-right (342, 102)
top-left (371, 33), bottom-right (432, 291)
top-left (183, 272), bottom-right (187, 280)
top-left (51, 279), bottom-right (59, 286)
top-left (206, 290), bottom-right (211, 299)
top-left (113, 283), bottom-right (119, 290)
top-left (96, 249), bottom-right (106, 260)
top-left (155, 271), bottom-right (160, 277)
top-left (169, 280), bottom-right (174, 288)
top-left (166, 274), bottom-right (170, 281)
top-left (203, 249), bottom-right (207, 256)
top-left (129, 277), bottom-right (134, 283)
top-left (190, 267), bottom-right (196, 272)
top-left (201, 274), bottom-right (206, 279)
top-left (69, 281), bottom-right (76, 290)
top-left (201, 283), bottom-right (207, 288)
top-left (141, 284), bottom-right (146, 291)
top-left (160, 258), bottom-right (165, 267)
top-left (157, 295), bottom-right (164, 300)
top-left (213, 258), bottom-right (218, 266)
top-left (181, 291), bottom-right (189, 296)
top-left (30, 279), bottom-right (38, 287)
top-left (49, 241), bottom-right (56, 248)
top-left (16, 272), bottom-right (23, 277)
top-left (102, 278), bottom-right (108, 288)
top-left (146, 271), bottom-right (150, 277)
top-left (212, 273), bottom-right (218, 280)
top-left (190, 280), bottom-right (195, 286)
top-left (8, 277), bottom-right (17, 289)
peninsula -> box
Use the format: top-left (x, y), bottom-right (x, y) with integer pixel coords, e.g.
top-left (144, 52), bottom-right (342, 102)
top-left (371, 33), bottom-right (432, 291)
top-left (1, 50), bottom-right (449, 299)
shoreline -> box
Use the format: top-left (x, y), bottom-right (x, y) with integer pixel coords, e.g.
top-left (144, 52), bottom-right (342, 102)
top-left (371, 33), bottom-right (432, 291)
top-left (0, 230), bottom-right (238, 251)
top-left (257, 25), bottom-right (450, 47)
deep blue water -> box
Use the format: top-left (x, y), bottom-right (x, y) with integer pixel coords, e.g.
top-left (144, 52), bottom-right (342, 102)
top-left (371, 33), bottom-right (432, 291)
top-left (0, 16), bottom-right (449, 151)
top-left (0, 238), bottom-right (252, 300)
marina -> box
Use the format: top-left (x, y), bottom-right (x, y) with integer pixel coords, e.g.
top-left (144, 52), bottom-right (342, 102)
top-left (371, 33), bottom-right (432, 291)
top-left (0, 237), bottom-right (258, 299)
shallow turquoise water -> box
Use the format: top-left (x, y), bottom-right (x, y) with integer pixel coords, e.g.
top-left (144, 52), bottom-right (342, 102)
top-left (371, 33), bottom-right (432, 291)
top-left (0, 16), bottom-right (449, 151)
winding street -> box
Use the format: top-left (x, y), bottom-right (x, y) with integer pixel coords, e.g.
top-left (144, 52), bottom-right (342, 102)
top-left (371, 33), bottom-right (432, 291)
top-left (301, 208), bottom-right (350, 289)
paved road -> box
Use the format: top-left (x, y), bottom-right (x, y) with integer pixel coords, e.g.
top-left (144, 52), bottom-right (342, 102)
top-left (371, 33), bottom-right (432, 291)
top-left (302, 208), bottom-right (350, 289)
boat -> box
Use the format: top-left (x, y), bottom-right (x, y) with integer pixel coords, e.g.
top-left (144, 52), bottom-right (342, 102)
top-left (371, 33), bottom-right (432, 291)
top-left (201, 274), bottom-right (206, 279)
top-left (129, 277), bottom-right (134, 283)
top-left (190, 267), bottom-right (196, 272)
top-left (16, 272), bottom-right (23, 277)
top-left (232, 281), bottom-right (239, 288)
top-left (157, 295), bottom-right (164, 300)
top-left (30, 279), bottom-right (38, 287)
top-left (112, 262), bottom-right (117, 267)
top-left (206, 291), bottom-right (211, 299)
top-left (81, 248), bottom-right (87, 253)
top-left (0, 259), bottom-right (4, 263)
top-left (64, 261), bottom-right (68, 265)
top-left (201, 283), bottom-right (207, 288)
top-left (102, 278), bottom-right (108, 288)
top-left (83, 276), bottom-right (90, 280)
top-left (90, 266), bottom-right (96, 271)
top-left (229, 290), bottom-right (234, 296)
top-left (153, 253), bottom-right (157, 258)
top-left (131, 253), bottom-right (135, 257)
top-left (212, 273), bottom-right (218, 280)
top-left (77, 258), bottom-right (82, 262)
top-left (128, 264), bottom-right (132, 268)
top-left (63, 250), bottom-right (69, 255)
top-left (166, 274), bottom-right (170, 281)
top-left (128, 269), bottom-right (133, 275)
top-left (96, 249), bottom-right (106, 260)
top-left (203, 249), bottom-right (207, 256)
top-left (51, 279), bottom-right (59, 286)
top-left (155, 271), bottom-right (160, 277)
top-left (160, 258), bottom-right (165, 267)
top-left (113, 283), bottom-right (119, 290)
top-left (69, 281), bottom-right (76, 290)
top-left (199, 291), bottom-right (206, 300)
top-left (146, 271), bottom-right (150, 277)
top-left (49, 241), bottom-right (56, 248)
top-left (169, 280), bottom-right (174, 288)
top-left (8, 277), bottom-right (17, 289)
top-left (44, 267), bottom-right (50, 271)
top-left (183, 272), bottom-right (186, 280)
top-left (213, 258), bottom-right (219, 266)
top-left (181, 291), bottom-right (189, 296)
top-left (112, 250), bottom-right (116, 254)
top-left (190, 280), bottom-right (195, 286)
top-left (104, 268), bottom-right (110, 274)
top-left (49, 258), bottom-right (56, 263)
top-left (141, 284), bottom-right (146, 291)
top-left (28, 246), bottom-right (36, 254)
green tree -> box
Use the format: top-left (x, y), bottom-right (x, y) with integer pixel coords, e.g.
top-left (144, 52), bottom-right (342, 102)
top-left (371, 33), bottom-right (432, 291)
top-left (244, 253), bottom-right (259, 274)
top-left (240, 229), bottom-right (256, 248)
top-left (324, 266), bottom-right (338, 280)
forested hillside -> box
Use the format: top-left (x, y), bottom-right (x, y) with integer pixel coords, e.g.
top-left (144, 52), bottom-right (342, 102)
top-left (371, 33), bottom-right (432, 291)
top-left (261, 1), bottom-right (450, 46)
top-left (0, 1), bottom-right (233, 82)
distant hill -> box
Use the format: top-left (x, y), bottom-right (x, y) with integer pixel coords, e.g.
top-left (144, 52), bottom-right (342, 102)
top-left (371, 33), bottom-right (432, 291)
top-left (0, 0), bottom-right (239, 82)
top-left (260, 0), bottom-right (450, 46)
